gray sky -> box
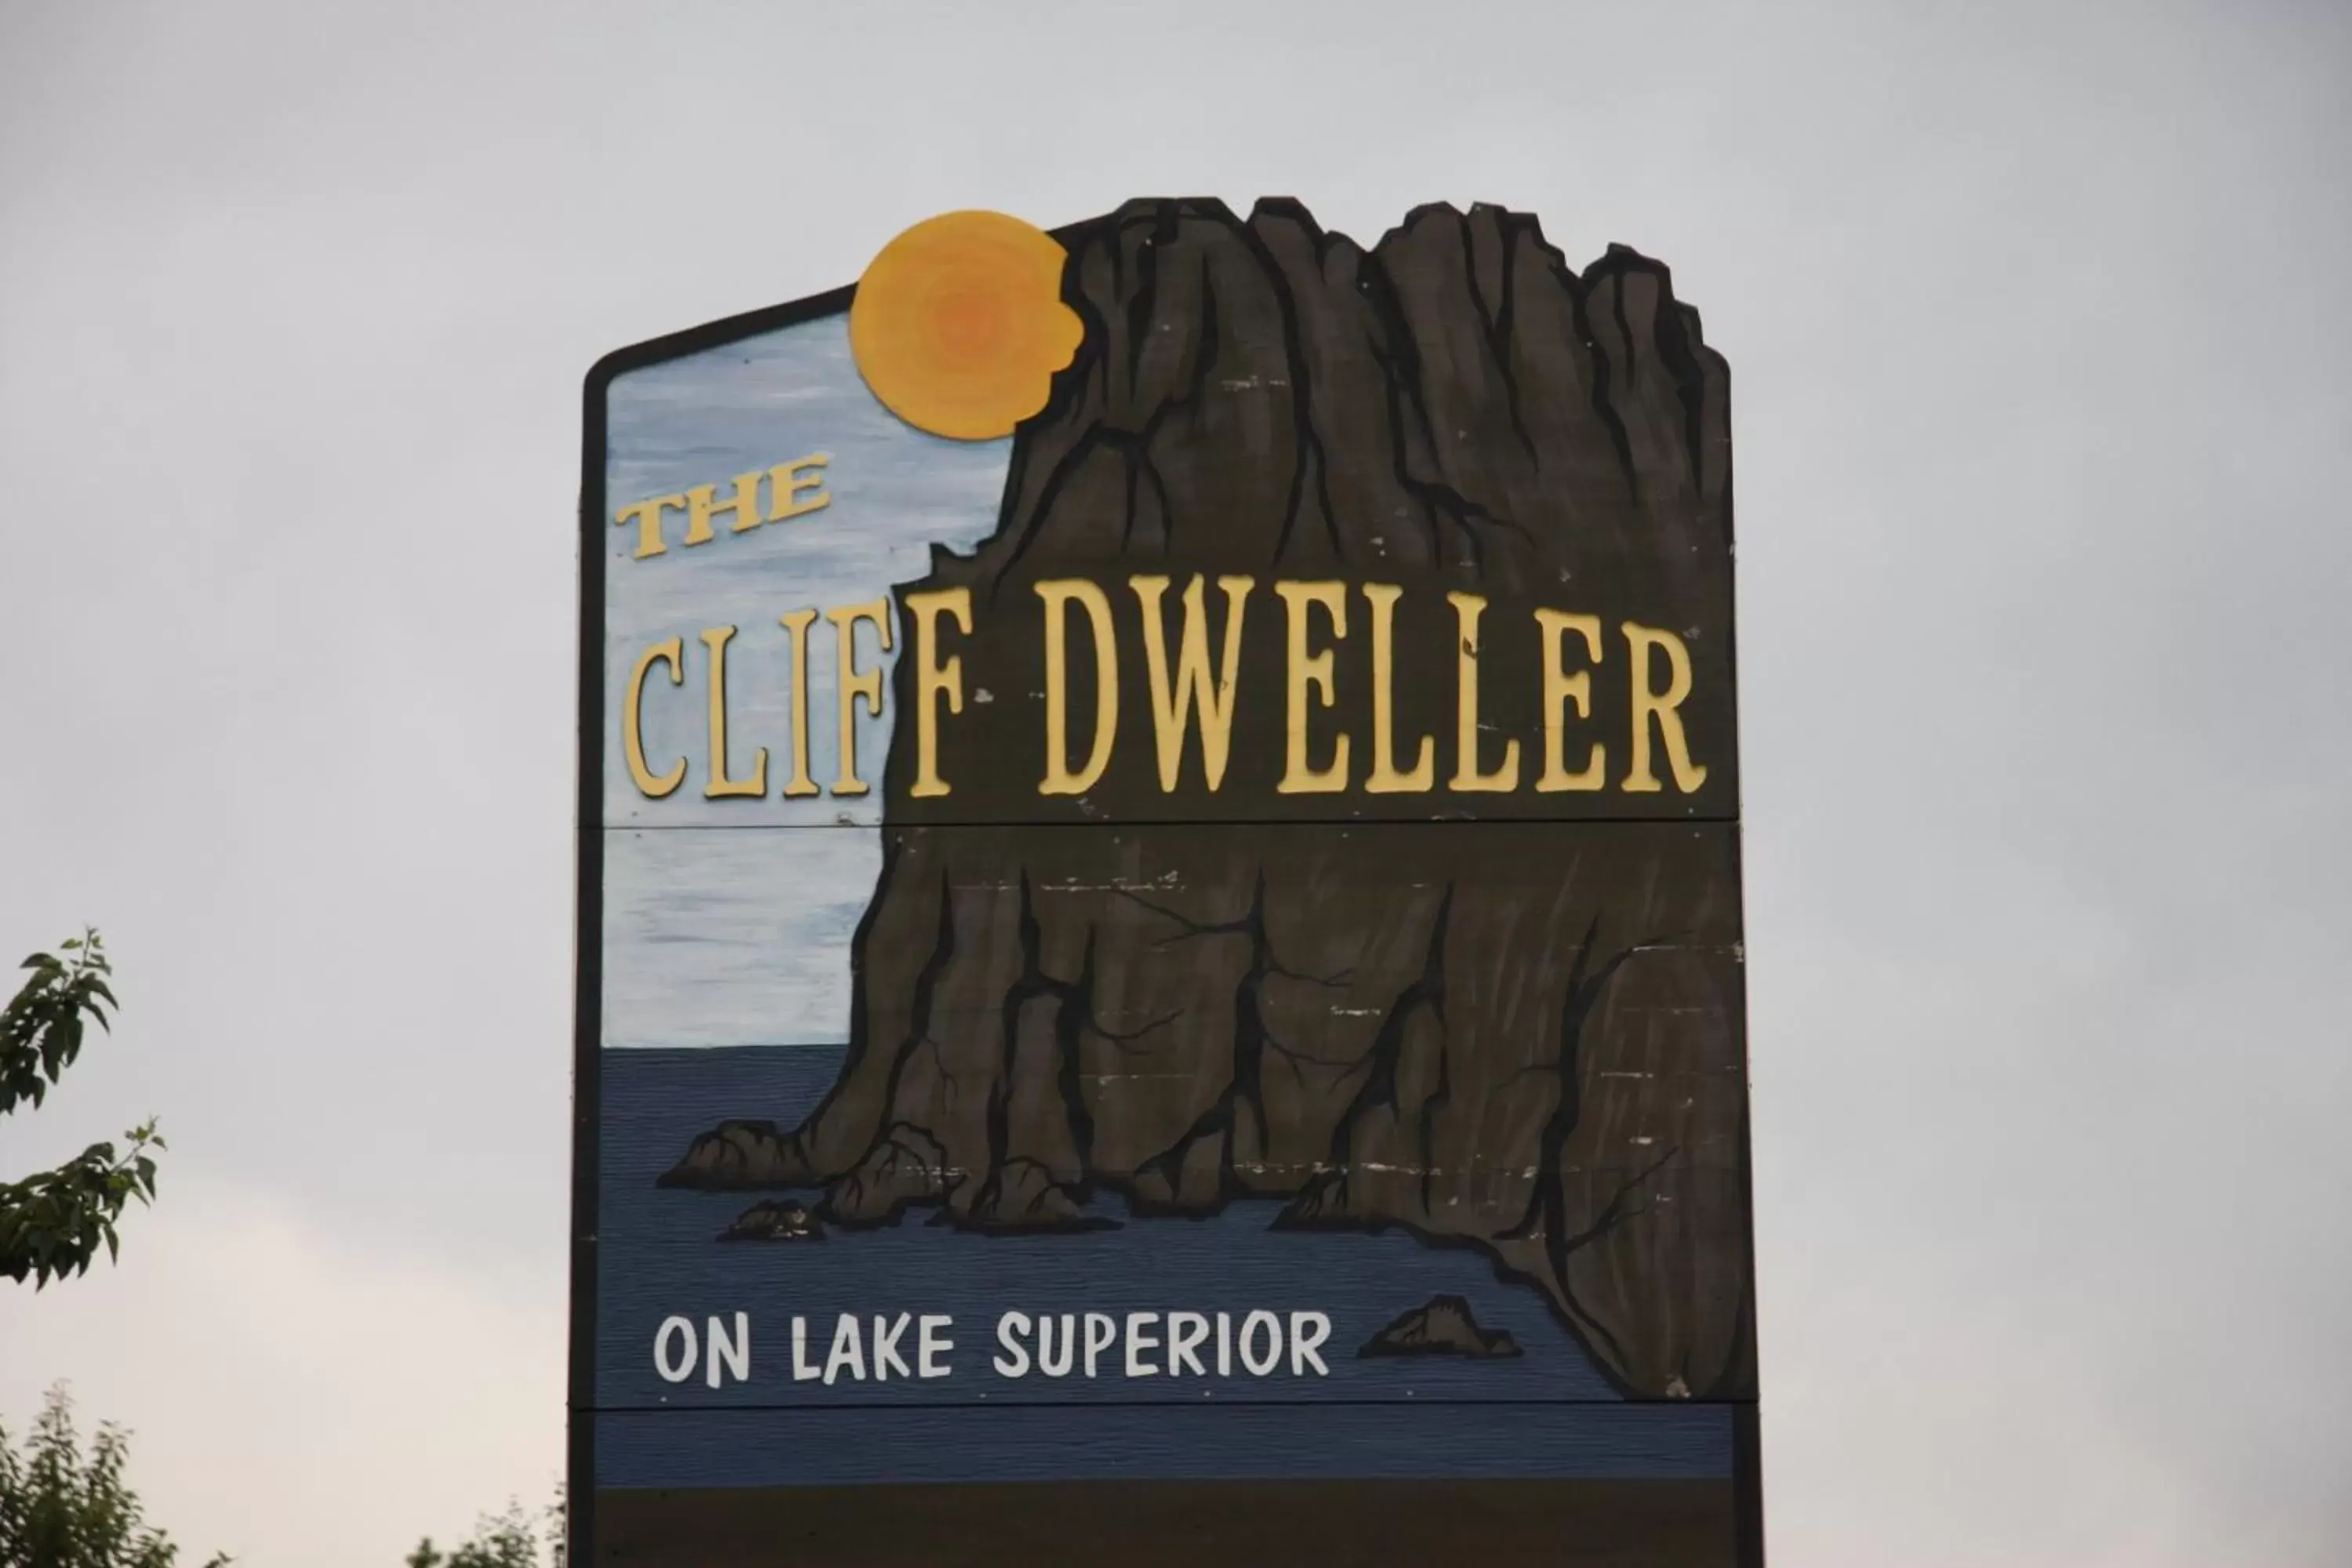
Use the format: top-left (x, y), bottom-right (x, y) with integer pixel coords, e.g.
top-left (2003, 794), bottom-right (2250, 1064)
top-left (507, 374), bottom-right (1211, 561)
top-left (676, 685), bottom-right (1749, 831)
top-left (2, 2), bottom-right (2347, 1563)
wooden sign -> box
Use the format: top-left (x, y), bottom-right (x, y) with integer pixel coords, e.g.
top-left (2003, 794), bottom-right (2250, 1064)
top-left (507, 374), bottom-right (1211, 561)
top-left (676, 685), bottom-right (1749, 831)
top-left (573, 200), bottom-right (1760, 1566)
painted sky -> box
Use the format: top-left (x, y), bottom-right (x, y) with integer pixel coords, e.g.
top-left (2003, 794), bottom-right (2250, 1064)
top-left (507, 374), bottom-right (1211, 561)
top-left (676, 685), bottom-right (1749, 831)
top-left (602, 828), bottom-right (872, 1047)
top-left (602, 314), bottom-right (1007, 829)
top-left (2, 4), bottom-right (2348, 1566)
top-left (600, 310), bottom-right (1011, 1050)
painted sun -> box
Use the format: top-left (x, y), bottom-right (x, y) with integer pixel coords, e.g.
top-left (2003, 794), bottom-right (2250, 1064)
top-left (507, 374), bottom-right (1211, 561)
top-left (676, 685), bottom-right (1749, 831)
top-left (848, 210), bottom-right (1083, 441)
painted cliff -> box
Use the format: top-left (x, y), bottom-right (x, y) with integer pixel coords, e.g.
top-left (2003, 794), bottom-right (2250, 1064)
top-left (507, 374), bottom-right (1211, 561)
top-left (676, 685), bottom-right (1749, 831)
top-left (657, 198), bottom-right (1754, 1402)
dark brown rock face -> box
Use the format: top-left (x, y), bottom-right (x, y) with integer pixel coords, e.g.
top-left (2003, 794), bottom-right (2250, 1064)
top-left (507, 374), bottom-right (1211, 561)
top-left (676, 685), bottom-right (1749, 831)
top-left (661, 200), bottom-right (1752, 1402)
top-left (1361, 1295), bottom-right (1523, 1359)
top-left (715, 1198), bottom-right (823, 1243)
top-left (885, 196), bottom-right (1735, 826)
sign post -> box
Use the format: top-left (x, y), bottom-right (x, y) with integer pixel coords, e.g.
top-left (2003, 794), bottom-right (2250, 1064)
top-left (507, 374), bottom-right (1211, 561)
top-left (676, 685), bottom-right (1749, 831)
top-left (574, 198), bottom-right (1760, 1566)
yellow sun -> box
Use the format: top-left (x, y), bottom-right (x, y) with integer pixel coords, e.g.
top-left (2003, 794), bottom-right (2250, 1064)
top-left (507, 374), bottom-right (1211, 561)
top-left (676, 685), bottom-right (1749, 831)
top-left (849, 211), bottom-right (1083, 441)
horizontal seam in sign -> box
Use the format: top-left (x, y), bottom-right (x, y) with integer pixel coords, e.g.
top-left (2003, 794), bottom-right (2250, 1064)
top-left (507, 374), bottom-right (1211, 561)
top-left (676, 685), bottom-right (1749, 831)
top-left (590, 816), bottom-right (1744, 832)
top-left (579, 1398), bottom-right (1751, 1414)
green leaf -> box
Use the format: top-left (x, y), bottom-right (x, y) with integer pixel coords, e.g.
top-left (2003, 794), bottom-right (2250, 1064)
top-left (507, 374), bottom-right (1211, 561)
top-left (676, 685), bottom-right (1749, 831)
top-left (0, 1383), bottom-right (232, 1562)
top-left (1, 926), bottom-right (167, 1285)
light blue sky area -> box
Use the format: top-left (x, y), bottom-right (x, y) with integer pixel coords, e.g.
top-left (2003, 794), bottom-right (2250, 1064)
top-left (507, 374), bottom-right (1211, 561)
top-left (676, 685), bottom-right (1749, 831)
top-left (602, 313), bottom-right (1011, 828)
top-left (602, 828), bottom-right (876, 1048)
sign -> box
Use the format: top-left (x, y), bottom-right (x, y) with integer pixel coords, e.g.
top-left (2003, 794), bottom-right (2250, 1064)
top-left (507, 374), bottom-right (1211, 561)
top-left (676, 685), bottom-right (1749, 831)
top-left (572, 200), bottom-right (1761, 1566)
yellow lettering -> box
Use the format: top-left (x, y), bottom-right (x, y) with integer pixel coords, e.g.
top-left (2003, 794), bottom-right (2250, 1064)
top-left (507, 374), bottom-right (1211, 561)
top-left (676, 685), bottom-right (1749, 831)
top-left (1446, 592), bottom-right (1519, 793)
top-left (1536, 609), bottom-right (1606, 792)
top-left (768, 454), bottom-right (831, 521)
top-left (699, 626), bottom-right (768, 799)
top-left (1362, 583), bottom-right (1433, 793)
top-left (777, 608), bottom-right (820, 797)
top-left (613, 494), bottom-right (686, 560)
top-left (1276, 581), bottom-right (1350, 793)
top-left (906, 588), bottom-right (972, 799)
top-left (623, 637), bottom-right (685, 797)
top-left (684, 470), bottom-right (764, 544)
top-left (1624, 622), bottom-right (1708, 793)
top-left (826, 598), bottom-right (893, 797)
top-left (1130, 573), bottom-right (1251, 793)
top-left (1036, 579), bottom-right (1119, 796)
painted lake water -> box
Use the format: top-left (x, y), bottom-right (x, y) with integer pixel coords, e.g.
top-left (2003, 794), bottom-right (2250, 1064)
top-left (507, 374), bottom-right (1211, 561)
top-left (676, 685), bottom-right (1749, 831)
top-left (598, 1044), bottom-right (1631, 1410)
top-left (594, 1044), bottom-right (1736, 1486)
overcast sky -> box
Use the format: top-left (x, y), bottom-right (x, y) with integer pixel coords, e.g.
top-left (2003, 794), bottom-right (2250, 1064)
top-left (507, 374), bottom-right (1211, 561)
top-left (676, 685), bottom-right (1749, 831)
top-left (2, 2), bottom-right (2347, 1563)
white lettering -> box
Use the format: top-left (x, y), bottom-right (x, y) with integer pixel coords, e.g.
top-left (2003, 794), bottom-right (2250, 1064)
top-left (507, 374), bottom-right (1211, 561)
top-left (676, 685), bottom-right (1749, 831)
top-left (1083, 1312), bottom-right (1117, 1378)
top-left (762, 1304), bottom-right (1338, 1385)
top-left (1124, 1312), bottom-right (1162, 1377)
top-left (919, 1315), bottom-right (956, 1378)
top-left (1240, 1309), bottom-right (1282, 1376)
top-left (791, 1315), bottom-right (822, 1381)
top-left (1288, 1311), bottom-right (1332, 1377)
top-left (653, 1316), bottom-right (696, 1385)
top-left (1038, 1313), bottom-right (1075, 1377)
top-left (1167, 1311), bottom-right (1210, 1377)
top-left (993, 1312), bottom-right (1033, 1377)
top-left (823, 1313), bottom-right (866, 1385)
top-left (705, 1312), bottom-right (750, 1388)
top-left (873, 1312), bottom-right (913, 1381)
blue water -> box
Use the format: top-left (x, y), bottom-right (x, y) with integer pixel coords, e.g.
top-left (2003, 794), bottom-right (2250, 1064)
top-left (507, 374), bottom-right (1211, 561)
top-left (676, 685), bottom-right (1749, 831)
top-left (597, 1046), bottom-right (1627, 1411)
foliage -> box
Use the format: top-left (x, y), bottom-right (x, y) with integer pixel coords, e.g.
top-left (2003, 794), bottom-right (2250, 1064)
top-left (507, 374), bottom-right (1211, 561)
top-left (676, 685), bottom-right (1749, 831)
top-left (0, 932), bottom-right (165, 1287)
top-left (405, 1492), bottom-right (564, 1568)
top-left (0, 1385), bottom-right (227, 1568)
top-left (0, 931), bottom-right (115, 1117)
